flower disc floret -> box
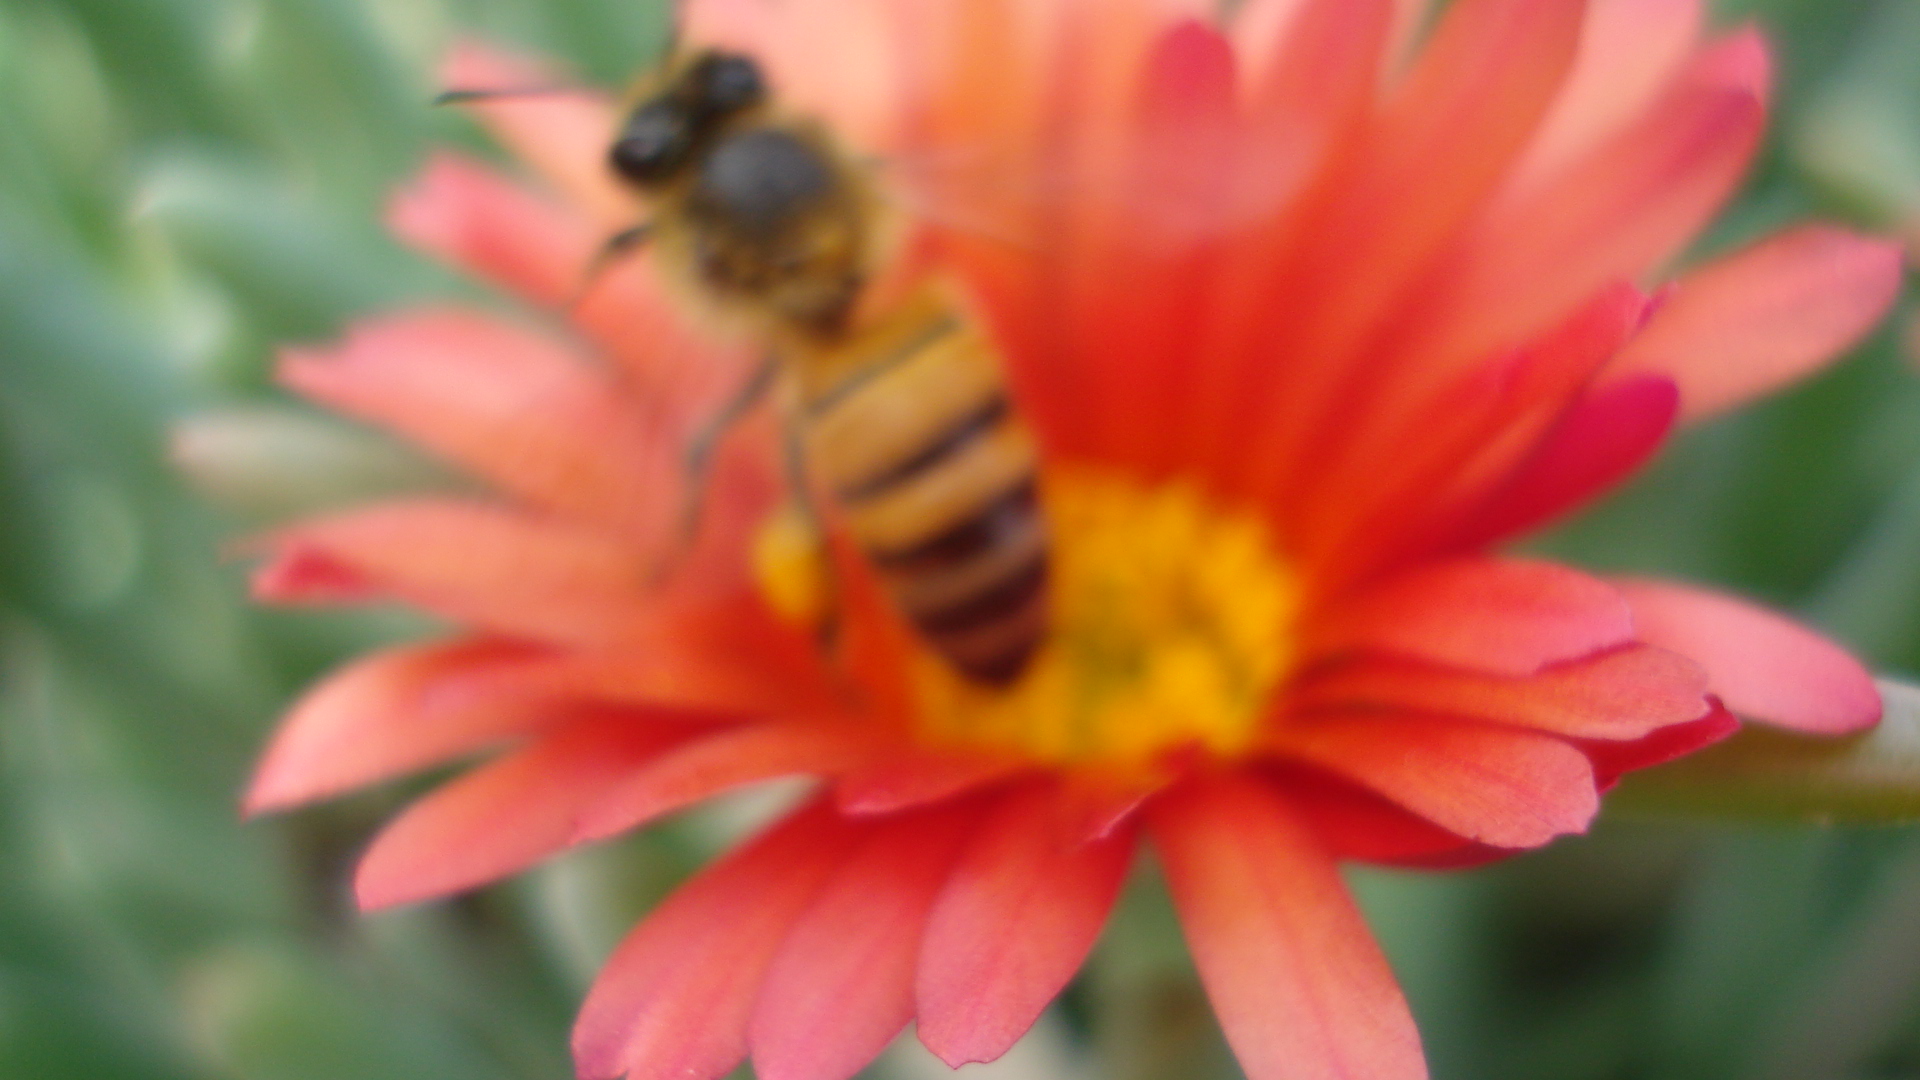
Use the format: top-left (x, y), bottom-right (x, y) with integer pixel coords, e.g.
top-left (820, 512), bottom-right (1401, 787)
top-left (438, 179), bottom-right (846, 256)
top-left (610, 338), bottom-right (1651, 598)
top-left (907, 471), bottom-right (1301, 766)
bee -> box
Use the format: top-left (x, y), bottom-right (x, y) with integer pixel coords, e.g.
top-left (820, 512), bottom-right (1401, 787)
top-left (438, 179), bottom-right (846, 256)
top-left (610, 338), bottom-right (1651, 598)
top-left (607, 49), bottom-right (1050, 685)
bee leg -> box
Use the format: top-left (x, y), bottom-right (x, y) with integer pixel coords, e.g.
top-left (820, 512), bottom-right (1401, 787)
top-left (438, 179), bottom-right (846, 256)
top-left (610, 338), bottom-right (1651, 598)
top-left (652, 353), bottom-right (779, 584)
top-left (569, 223), bottom-right (655, 308)
top-left (778, 420), bottom-right (847, 662)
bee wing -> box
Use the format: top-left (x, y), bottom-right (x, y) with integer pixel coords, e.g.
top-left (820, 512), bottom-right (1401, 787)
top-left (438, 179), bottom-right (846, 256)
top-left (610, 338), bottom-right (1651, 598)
top-left (872, 119), bottom-right (1307, 260)
top-left (870, 143), bottom-right (1051, 253)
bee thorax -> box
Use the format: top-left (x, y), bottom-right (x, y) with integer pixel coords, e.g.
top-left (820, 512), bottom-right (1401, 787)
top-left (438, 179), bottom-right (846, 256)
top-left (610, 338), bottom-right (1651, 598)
top-left (691, 129), bottom-right (836, 235)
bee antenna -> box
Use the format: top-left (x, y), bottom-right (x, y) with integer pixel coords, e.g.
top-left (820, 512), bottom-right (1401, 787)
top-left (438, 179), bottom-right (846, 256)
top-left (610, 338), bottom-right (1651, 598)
top-left (433, 86), bottom-right (575, 106)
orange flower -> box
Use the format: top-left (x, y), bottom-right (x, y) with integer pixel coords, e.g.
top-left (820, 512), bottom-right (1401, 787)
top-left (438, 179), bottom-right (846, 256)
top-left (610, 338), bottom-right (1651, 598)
top-left (242, 1), bottom-right (1902, 1078)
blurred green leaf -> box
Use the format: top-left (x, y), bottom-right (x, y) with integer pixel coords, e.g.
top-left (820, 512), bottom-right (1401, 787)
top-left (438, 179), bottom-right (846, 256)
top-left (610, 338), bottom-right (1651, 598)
top-left (1791, 0), bottom-right (1920, 225)
top-left (178, 940), bottom-right (516, 1080)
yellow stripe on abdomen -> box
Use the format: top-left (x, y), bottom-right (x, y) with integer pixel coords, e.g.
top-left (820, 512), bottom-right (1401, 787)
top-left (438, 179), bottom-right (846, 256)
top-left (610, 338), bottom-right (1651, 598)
top-left (799, 305), bottom-right (1049, 684)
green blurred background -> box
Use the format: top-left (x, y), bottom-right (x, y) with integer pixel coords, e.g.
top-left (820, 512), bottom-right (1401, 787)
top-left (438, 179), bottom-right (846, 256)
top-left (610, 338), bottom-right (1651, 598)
top-left (1, 0), bottom-right (1917, 1077)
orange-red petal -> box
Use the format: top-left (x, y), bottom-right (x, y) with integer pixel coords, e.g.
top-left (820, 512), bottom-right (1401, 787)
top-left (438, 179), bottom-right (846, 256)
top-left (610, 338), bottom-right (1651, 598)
top-left (1307, 558), bottom-right (1634, 675)
top-left (1276, 714), bottom-right (1599, 848)
top-left (1410, 31), bottom-right (1768, 395)
top-left (1277, 765), bottom-right (1497, 867)
top-left (1606, 226), bottom-right (1903, 421)
top-left (1228, 0), bottom-right (1586, 504)
top-left (1613, 578), bottom-right (1883, 733)
top-left (438, 40), bottom-right (632, 226)
top-left (278, 309), bottom-right (676, 539)
top-left (1180, 0), bottom-right (1394, 485)
top-left (354, 714), bottom-right (694, 910)
top-left (915, 780), bottom-right (1136, 1066)
top-left (835, 749), bottom-right (1031, 816)
top-left (385, 151), bottom-right (757, 425)
top-left (1152, 773), bottom-right (1427, 1080)
top-left (1292, 282), bottom-right (1647, 581)
top-left (1583, 701), bottom-right (1739, 788)
top-left (1294, 644), bottom-right (1711, 740)
top-left (387, 152), bottom-right (592, 308)
top-left (570, 720), bottom-right (874, 846)
top-left (748, 800), bottom-right (982, 1080)
top-left (250, 498), bottom-right (653, 647)
top-left (245, 637), bottom-right (562, 814)
top-left (468, 621), bottom-right (832, 720)
top-left (1439, 374), bottom-right (1679, 552)
top-left (573, 800), bottom-right (864, 1080)
top-left (1513, 0), bottom-right (1705, 186)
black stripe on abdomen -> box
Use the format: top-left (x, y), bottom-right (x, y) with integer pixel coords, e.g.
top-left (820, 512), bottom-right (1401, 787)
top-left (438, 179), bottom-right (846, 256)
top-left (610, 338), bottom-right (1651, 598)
top-left (836, 394), bottom-right (1011, 503)
top-left (869, 477), bottom-right (1049, 685)
top-left (916, 553), bottom-right (1049, 684)
top-left (870, 480), bottom-right (1038, 572)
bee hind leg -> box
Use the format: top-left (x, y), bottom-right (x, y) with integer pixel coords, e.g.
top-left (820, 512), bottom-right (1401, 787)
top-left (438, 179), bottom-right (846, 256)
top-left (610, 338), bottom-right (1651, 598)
top-left (778, 421), bottom-right (848, 664)
top-left (651, 353), bottom-right (780, 586)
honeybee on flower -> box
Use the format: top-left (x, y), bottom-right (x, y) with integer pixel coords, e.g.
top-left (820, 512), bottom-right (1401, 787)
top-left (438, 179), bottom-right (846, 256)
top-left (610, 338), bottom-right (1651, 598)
top-left (237, 1), bottom-right (1903, 1078)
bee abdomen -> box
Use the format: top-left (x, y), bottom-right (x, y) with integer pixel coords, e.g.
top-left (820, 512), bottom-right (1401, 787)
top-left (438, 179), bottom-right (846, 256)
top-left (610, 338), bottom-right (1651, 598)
top-left (803, 321), bottom-right (1048, 685)
top-left (877, 480), bottom-right (1048, 684)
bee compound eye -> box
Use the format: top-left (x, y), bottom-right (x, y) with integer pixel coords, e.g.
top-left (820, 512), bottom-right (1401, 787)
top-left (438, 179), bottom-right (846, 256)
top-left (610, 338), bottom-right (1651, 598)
top-left (610, 102), bottom-right (691, 183)
top-left (697, 53), bottom-right (765, 114)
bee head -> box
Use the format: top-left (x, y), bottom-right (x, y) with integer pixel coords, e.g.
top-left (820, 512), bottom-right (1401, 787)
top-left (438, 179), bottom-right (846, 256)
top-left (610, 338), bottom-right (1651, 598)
top-left (683, 52), bottom-right (766, 117)
top-left (609, 51), bottom-right (766, 188)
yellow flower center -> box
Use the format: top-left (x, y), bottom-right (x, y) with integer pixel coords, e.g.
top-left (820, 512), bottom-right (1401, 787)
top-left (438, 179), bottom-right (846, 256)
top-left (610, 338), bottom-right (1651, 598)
top-left (754, 470), bottom-right (1302, 766)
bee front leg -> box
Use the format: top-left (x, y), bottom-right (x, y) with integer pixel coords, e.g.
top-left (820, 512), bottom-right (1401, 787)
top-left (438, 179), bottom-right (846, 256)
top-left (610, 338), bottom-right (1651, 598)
top-left (570, 223), bottom-right (655, 307)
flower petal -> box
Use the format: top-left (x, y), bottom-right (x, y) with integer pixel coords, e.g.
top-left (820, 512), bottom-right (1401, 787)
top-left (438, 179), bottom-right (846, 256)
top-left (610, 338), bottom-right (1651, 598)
top-left (1583, 701), bottom-right (1738, 789)
top-left (354, 714), bottom-right (692, 910)
top-left (1230, 0), bottom-right (1310, 86)
top-left (1333, 0), bottom-right (1586, 315)
top-left (1277, 764), bottom-right (1497, 867)
top-left (1292, 282), bottom-right (1648, 582)
top-left (1613, 578), bottom-right (1882, 733)
top-left (915, 780), bottom-right (1136, 1067)
top-left (279, 309), bottom-right (675, 539)
top-left (475, 613), bottom-right (832, 719)
top-left (1294, 644), bottom-right (1711, 740)
top-left (1241, 0), bottom-right (1395, 184)
top-left (1077, 19), bottom-right (1243, 472)
top-left (1408, 31), bottom-right (1769, 394)
top-left (1440, 374), bottom-right (1679, 552)
top-left (1223, 0), bottom-right (1586, 502)
top-left (245, 637), bottom-right (559, 814)
top-left (1277, 714), bottom-right (1599, 848)
top-left (570, 721), bottom-right (874, 846)
top-left (1606, 226), bottom-right (1904, 421)
top-left (1513, 0), bottom-right (1705, 186)
top-left (1308, 558), bottom-right (1634, 676)
top-left (836, 749), bottom-right (1031, 816)
top-left (1136, 0), bottom-right (1397, 480)
top-left (387, 152), bottom-right (591, 308)
top-left (386, 152), bottom-right (757, 424)
top-left (249, 498), bottom-right (653, 647)
top-left (438, 40), bottom-right (632, 226)
top-left (749, 800), bottom-right (982, 1080)
top-left (574, 800), bottom-right (863, 1080)
top-left (1151, 773), bottom-right (1427, 1080)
